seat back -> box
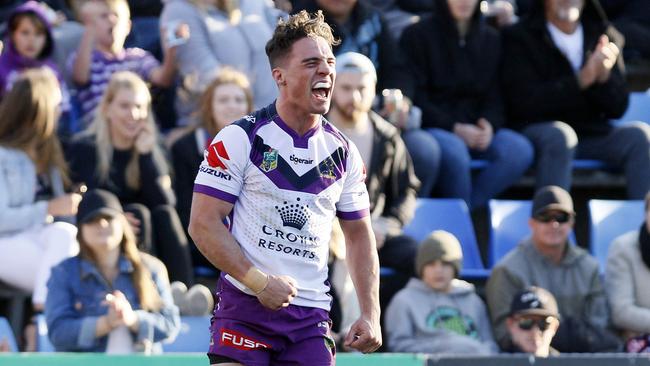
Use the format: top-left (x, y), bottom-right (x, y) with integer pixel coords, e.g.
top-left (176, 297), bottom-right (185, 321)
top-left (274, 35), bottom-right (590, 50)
top-left (403, 198), bottom-right (488, 278)
top-left (488, 200), bottom-right (533, 267)
top-left (162, 316), bottom-right (211, 353)
top-left (0, 316), bottom-right (18, 352)
top-left (36, 314), bottom-right (55, 352)
top-left (612, 91), bottom-right (650, 125)
top-left (588, 199), bottom-right (645, 273)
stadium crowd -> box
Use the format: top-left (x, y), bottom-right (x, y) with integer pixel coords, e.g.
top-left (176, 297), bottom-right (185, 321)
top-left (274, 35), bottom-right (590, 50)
top-left (0, 0), bottom-right (649, 358)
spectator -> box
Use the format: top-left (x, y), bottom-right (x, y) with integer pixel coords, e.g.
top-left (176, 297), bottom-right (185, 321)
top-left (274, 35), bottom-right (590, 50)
top-left (505, 286), bottom-right (560, 356)
top-left (400, 0), bottom-right (533, 209)
top-left (45, 189), bottom-right (180, 353)
top-left (501, 0), bottom-right (650, 198)
top-left (328, 52), bottom-right (420, 296)
top-left (385, 230), bottom-right (498, 354)
top-left (160, 0), bottom-right (282, 125)
top-left (69, 0), bottom-right (185, 128)
top-left (66, 71), bottom-right (194, 286)
top-left (171, 67), bottom-right (253, 268)
top-left (0, 68), bottom-right (80, 312)
top-left (0, 1), bottom-right (74, 136)
top-left (486, 185), bottom-right (621, 353)
top-left (606, 191), bottom-right (650, 343)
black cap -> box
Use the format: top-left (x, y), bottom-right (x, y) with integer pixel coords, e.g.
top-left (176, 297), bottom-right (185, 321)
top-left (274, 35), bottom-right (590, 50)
top-left (76, 189), bottom-right (123, 225)
top-left (510, 287), bottom-right (560, 319)
top-left (531, 185), bottom-right (574, 217)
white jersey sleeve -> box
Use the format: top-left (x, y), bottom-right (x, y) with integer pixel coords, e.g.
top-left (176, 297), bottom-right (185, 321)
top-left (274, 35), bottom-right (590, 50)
top-left (336, 140), bottom-right (370, 220)
top-left (193, 125), bottom-right (250, 204)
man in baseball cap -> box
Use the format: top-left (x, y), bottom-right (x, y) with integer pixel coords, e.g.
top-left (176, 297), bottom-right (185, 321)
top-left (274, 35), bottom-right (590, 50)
top-left (486, 185), bottom-right (620, 353)
top-left (505, 287), bottom-right (560, 357)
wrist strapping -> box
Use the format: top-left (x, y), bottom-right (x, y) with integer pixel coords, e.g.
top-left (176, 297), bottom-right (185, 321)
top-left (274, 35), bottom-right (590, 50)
top-left (242, 267), bottom-right (269, 295)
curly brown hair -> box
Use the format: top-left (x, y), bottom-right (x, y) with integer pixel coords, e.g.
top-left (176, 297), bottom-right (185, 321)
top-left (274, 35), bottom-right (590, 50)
top-left (265, 10), bottom-right (339, 68)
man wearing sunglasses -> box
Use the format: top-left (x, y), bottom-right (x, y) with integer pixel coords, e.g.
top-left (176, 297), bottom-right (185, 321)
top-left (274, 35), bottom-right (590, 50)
top-left (506, 287), bottom-right (560, 357)
top-left (486, 185), bottom-right (621, 353)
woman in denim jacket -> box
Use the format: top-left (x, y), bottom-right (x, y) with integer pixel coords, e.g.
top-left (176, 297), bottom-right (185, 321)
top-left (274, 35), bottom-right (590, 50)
top-left (45, 189), bottom-right (180, 353)
top-left (0, 68), bottom-right (80, 310)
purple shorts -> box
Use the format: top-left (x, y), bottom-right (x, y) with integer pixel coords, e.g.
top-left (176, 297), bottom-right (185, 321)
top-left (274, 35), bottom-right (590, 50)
top-left (208, 277), bottom-right (336, 365)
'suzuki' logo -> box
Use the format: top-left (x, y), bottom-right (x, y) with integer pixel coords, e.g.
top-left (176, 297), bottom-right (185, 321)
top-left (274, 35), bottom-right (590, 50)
top-left (220, 328), bottom-right (270, 350)
top-left (207, 141), bottom-right (230, 170)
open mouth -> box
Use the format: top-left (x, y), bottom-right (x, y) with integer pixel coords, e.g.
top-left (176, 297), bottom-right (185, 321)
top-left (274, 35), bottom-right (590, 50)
top-left (312, 81), bottom-right (331, 101)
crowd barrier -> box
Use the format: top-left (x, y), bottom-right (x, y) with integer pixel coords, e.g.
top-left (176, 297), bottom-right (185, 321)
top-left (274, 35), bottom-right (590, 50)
top-left (2, 353), bottom-right (650, 366)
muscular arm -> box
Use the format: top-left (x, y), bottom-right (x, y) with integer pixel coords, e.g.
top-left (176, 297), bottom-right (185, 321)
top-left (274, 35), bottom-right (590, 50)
top-left (339, 216), bottom-right (382, 353)
top-left (188, 192), bottom-right (253, 280)
top-left (188, 192), bottom-right (296, 309)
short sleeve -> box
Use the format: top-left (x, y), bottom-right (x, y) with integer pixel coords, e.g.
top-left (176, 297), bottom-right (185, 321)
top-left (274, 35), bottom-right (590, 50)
top-left (336, 141), bottom-right (370, 220)
top-left (193, 125), bottom-right (249, 204)
top-left (137, 50), bottom-right (160, 82)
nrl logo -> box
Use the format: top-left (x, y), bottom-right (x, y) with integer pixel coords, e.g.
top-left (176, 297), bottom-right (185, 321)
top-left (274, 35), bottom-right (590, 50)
top-left (244, 115), bottom-right (256, 124)
top-left (260, 148), bottom-right (278, 172)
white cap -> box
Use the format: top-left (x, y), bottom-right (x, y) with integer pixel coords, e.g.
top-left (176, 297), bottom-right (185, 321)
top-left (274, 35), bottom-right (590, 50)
top-left (335, 52), bottom-right (377, 83)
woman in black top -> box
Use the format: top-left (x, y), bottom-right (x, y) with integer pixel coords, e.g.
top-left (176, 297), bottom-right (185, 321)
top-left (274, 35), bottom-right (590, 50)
top-left (66, 71), bottom-right (193, 285)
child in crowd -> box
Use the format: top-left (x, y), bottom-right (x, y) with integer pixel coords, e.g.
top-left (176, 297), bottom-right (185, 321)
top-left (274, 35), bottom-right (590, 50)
top-left (46, 189), bottom-right (180, 353)
top-left (385, 230), bottom-right (498, 354)
top-left (69, 0), bottom-right (186, 127)
top-left (0, 1), bottom-right (73, 136)
top-left (170, 67), bottom-right (253, 268)
top-left (66, 71), bottom-right (194, 286)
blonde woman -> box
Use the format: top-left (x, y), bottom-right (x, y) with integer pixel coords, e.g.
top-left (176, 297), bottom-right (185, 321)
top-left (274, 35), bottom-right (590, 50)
top-left (0, 68), bottom-right (80, 311)
top-left (45, 189), bottom-right (180, 352)
top-left (171, 67), bottom-right (253, 268)
top-left (66, 71), bottom-right (193, 285)
top-left (160, 0), bottom-right (283, 124)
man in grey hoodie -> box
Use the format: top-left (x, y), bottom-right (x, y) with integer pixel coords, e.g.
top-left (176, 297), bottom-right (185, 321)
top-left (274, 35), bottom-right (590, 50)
top-left (385, 230), bottom-right (498, 354)
top-left (486, 185), bottom-right (621, 352)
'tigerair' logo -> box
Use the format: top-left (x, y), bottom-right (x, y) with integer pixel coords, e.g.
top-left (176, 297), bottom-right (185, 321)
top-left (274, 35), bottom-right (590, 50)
top-left (289, 154), bottom-right (314, 165)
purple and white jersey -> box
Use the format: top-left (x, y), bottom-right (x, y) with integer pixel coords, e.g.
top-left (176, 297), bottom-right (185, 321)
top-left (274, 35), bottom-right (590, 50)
top-left (194, 103), bottom-right (369, 310)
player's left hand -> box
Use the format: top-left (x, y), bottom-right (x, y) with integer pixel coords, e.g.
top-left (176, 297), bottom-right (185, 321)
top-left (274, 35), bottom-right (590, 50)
top-left (344, 314), bottom-right (382, 353)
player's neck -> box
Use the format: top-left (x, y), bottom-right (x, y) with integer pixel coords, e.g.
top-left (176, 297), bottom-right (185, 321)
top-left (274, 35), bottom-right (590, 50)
top-left (275, 99), bottom-right (321, 136)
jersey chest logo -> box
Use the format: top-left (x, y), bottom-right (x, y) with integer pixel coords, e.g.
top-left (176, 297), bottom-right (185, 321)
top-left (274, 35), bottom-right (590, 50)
top-left (260, 148), bottom-right (278, 172)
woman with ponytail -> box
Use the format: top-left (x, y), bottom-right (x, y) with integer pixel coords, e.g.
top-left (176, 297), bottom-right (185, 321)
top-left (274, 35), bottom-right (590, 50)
top-left (45, 189), bottom-right (180, 353)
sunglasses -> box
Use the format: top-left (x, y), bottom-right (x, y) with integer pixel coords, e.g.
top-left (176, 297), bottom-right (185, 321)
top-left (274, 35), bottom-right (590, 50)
top-left (534, 212), bottom-right (571, 224)
top-left (517, 317), bottom-right (552, 331)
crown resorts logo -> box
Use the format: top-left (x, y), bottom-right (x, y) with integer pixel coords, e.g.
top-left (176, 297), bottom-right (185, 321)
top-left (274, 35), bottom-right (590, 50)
top-left (275, 198), bottom-right (311, 230)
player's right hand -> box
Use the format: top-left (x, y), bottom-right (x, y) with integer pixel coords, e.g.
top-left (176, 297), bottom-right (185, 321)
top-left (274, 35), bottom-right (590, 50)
top-left (256, 275), bottom-right (297, 310)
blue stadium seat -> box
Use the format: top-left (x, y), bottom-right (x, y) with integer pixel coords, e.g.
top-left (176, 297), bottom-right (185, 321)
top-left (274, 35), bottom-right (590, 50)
top-left (0, 316), bottom-right (18, 352)
top-left (588, 199), bottom-right (645, 273)
top-left (403, 198), bottom-right (489, 279)
top-left (36, 314), bottom-right (55, 352)
top-left (488, 200), bottom-right (578, 268)
top-left (612, 91), bottom-right (650, 126)
top-left (572, 159), bottom-right (607, 170)
top-left (488, 200), bottom-right (533, 268)
top-left (194, 266), bottom-right (219, 278)
top-left (162, 316), bottom-right (211, 353)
